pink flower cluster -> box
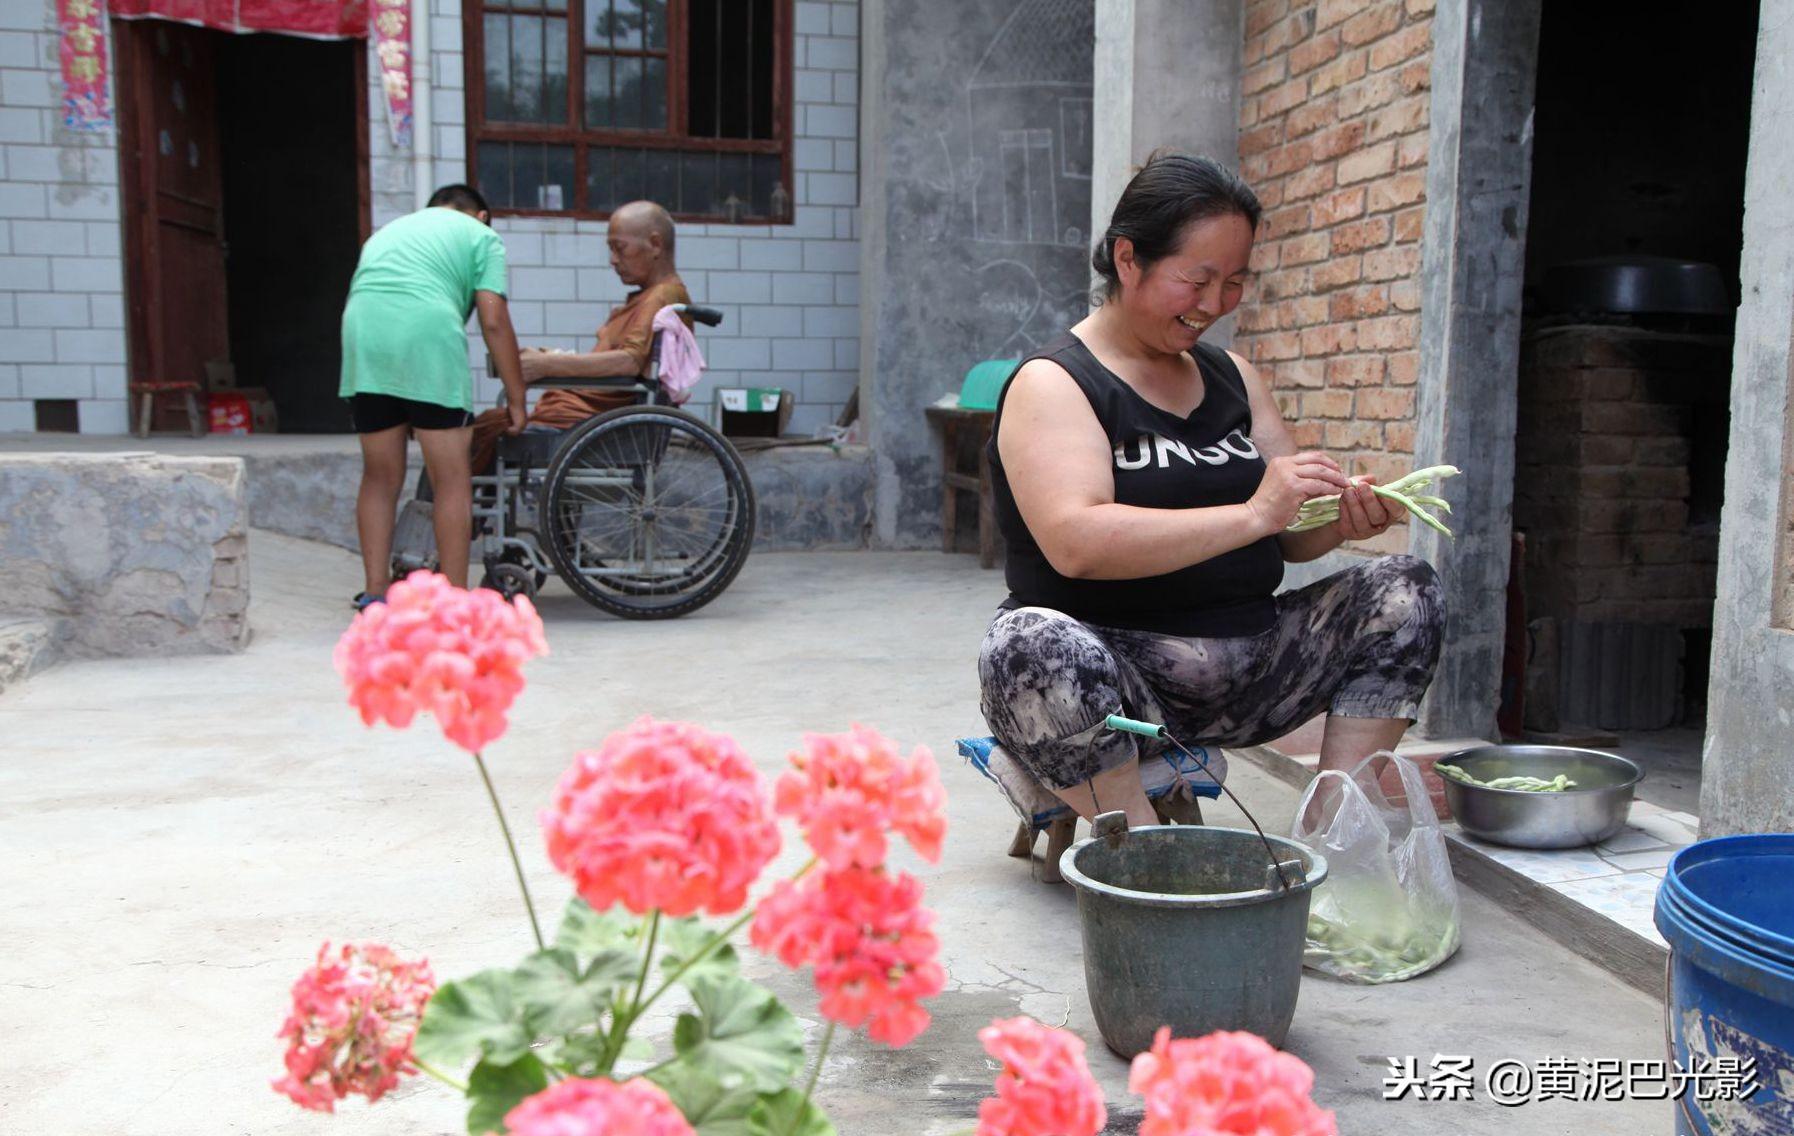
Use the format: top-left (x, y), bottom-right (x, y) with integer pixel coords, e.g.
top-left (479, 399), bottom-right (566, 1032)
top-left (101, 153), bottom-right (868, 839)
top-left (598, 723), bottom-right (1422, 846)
top-left (272, 941), bottom-right (436, 1113)
top-left (774, 726), bottom-right (947, 869)
top-left (1129, 1028), bottom-right (1336, 1136)
top-left (504, 1076), bottom-right (695, 1136)
top-left (976, 1016), bottom-right (1108, 1136)
top-left (333, 571), bottom-right (548, 753)
top-left (541, 717), bottom-right (781, 918)
top-left (751, 864), bottom-right (944, 1047)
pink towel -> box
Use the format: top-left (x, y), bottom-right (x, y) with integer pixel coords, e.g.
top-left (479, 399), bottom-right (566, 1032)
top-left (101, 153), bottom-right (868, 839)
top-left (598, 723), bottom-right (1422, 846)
top-left (651, 307), bottom-right (705, 405)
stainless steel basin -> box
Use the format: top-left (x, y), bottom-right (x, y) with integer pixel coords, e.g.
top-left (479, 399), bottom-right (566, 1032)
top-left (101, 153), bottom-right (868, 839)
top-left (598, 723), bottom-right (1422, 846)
top-left (1438, 744), bottom-right (1643, 850)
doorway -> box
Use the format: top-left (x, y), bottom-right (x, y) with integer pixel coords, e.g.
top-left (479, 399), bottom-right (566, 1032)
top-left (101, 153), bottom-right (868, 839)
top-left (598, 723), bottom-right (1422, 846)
top-left (1507, 1), bottom-right (1759, 814)
top-left (117, 20), bottom-right (368, 434)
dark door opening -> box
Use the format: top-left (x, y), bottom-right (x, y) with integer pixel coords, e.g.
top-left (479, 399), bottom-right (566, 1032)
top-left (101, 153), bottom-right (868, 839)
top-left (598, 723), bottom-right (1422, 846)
top-left (119, 22), bottom-right (367, 434)
top-left (1506, 1), bottom-right (1759, 815)
top-left (218, 34), bottom-right (364, 433)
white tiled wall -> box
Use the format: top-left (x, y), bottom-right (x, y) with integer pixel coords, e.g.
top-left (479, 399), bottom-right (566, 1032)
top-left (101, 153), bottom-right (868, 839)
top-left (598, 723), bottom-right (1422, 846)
top-left (0, 0), bottom-right (127, 434)
top-left (0, 0), bottom-right (859, 437)
top-left (414, 0), bottom-right (863, 437)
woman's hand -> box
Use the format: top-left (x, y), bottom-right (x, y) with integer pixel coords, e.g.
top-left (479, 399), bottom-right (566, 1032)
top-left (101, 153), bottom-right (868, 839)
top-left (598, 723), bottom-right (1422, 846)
top-left (1335, 476), bottom-right (1396, 541)
top-left (1246, 451), bottom-right (1353, 534)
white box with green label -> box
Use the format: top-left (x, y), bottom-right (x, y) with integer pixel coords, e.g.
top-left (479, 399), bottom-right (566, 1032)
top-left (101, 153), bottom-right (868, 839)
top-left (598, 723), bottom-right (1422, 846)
top-left (718, 388), bottom-right (783, 413)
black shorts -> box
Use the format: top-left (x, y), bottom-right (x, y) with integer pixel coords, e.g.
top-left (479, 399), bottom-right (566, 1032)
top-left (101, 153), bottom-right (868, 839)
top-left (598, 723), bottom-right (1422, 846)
top-left (348, 393), bottom-right (475, 433)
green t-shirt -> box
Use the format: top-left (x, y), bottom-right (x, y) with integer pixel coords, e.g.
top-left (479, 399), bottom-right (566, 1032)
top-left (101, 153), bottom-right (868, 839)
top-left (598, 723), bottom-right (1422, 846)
top-left (338, 206), bottom-right (509, 412)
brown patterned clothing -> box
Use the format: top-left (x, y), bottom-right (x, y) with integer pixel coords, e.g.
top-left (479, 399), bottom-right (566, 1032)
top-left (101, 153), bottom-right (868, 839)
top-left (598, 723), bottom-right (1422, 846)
top-left (471, 276), bottom-right (691, 472)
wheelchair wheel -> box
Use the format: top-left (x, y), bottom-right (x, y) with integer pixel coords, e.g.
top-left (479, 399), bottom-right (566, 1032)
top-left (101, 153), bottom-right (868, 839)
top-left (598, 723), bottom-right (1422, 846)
top-left (540, 405), bottom-right (755, 619)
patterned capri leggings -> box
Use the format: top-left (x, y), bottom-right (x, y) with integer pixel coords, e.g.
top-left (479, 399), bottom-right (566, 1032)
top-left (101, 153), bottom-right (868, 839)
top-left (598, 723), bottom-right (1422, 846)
top-left (977, 555), bottom-right (1446, 790)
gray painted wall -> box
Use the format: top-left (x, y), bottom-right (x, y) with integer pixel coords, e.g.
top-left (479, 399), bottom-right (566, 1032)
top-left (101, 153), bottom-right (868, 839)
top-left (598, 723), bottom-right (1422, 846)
top-left (1411, 0), bottom-right (1541, 741)
top-left (1701, 0), bottom-right (1794, 837)
top-left (861, 0), bottom-right (1094, 547)
top-left (1091, 0), bottom-right (1243, 344)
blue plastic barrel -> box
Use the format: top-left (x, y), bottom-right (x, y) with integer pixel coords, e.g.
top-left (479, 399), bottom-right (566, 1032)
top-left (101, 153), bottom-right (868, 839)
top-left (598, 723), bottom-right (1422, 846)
top-left (1654, 835), bottom-right (1794, 1136)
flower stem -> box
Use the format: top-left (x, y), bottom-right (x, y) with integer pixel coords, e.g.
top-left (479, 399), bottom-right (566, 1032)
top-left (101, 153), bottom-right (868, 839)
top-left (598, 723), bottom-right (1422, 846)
top-left (414, 1057), bottom-right (467, 1093)
top-left (633, 853), bottom-right (819, 1022)
top-left (631, 911), bottom-right (662, 1015)
top-left (789, 1021), bottom-right (836, 1134)
top-left (472, 750), bottom-right (544, 951)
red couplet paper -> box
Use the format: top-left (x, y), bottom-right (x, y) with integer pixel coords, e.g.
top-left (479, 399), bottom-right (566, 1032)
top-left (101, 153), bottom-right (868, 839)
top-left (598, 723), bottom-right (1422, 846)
top-left (57, 0), bottom-right (111, 131)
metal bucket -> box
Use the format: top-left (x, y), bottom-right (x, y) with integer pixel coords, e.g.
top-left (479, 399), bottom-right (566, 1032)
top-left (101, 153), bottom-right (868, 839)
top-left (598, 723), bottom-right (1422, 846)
top-left (1060, 823), bottom-right (1328, 1057)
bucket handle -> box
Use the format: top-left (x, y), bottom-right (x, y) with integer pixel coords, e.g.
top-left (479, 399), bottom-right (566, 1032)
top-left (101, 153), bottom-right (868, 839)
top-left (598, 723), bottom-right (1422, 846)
top-left (1105, 714), bottom-right (1295, 891)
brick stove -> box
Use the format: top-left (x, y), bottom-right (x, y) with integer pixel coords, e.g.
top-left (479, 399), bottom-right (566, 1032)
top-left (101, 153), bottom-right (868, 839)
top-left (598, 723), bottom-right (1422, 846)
top-left (1512, 322), bottom-right (1731, 731)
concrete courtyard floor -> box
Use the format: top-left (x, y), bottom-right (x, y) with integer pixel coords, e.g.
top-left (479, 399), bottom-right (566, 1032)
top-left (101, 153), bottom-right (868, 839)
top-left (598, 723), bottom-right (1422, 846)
top-left (1, 532), bottom-right (1671, 1134)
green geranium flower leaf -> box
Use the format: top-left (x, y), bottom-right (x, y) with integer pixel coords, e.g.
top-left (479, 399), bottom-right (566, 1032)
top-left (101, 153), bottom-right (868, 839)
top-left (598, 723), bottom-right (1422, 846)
top-left (464, 1054), bottom-right (548, 1136)
top-left (511, 946), bottom-right (638, 1037)
top-left (649, 1060), bottom-right (760, 1136)
top-left (747, 1088), bottom-right (837, 1136)
top-left (555, 897), bottom-right (644, 962)
top-left (415, 969), bottom-right (533, 1069)
top-left (671, 974), bottom-right (804, 1093)
top-left (659, 916), bottom-right (741, 986)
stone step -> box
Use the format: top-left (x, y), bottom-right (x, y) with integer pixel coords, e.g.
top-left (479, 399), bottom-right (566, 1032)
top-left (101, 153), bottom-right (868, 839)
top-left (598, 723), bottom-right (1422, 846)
top-left (0, 620), bottom-right (54, 694)
top-left (1235, 743), bottom-right (1671, 998)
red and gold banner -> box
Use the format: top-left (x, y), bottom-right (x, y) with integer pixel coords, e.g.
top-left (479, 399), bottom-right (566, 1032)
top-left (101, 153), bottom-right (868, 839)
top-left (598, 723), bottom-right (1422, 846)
top-left (371, 0), bottom-right (411, 147)
top-left (57, 0), bottom-right (111, 131)
top-left (109, 0), bottom-right (369, 39)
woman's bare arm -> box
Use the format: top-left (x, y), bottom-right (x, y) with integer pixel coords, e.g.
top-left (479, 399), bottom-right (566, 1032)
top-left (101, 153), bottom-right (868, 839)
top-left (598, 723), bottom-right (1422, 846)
top-left (520, 348), bottom-right (641, 382)
top-left (999, 359), bottom-right (1289, 580)
top-left (1231, 350), bottom-right (1393, 563)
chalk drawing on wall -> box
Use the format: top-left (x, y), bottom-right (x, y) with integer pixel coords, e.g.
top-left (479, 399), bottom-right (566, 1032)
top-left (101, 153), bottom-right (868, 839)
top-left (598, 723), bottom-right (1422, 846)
top-left (976, 259), bottom-right (1095, 356)
top-left (967, 0), bottom-right (1094, 248)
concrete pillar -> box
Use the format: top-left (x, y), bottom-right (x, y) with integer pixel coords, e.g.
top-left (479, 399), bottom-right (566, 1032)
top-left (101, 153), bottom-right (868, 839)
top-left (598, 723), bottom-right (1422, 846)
top-left (860, 0), bottom-right (1096, 549)
top-left (1409, 0), bottom-right (1542, 740)
top-left (1701, 1), bottom-right (1794, 837)
top-left (1090, 0), bottom-right (1243, 338)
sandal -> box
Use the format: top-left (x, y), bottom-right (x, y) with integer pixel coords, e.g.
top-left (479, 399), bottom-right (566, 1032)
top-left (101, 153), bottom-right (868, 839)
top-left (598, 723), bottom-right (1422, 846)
top-left (351, 592), bottom-right (386, 612)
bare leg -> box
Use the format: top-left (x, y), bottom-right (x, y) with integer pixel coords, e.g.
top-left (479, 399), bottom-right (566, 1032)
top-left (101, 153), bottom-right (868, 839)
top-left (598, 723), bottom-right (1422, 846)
top-left (416, 425), bottom-right (475, 588)
top-left (355, 425), bottom-right (409, 597)
top-left (1048, 757), bottom-right (1159, 827)
top-left (1316, 715), bottom-right (1410, 773)
top-left (1304, 715), bottom-right (1411, 829)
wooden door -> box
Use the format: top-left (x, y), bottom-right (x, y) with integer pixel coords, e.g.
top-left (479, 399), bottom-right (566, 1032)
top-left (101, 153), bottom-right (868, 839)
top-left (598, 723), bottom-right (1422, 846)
top-left (117, 19), bottom-right (229, 424)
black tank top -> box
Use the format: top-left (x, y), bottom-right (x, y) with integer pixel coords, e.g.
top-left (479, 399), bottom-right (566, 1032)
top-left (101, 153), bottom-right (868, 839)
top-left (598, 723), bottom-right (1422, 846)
top-left (987, 334), bottom-right (1284, 637)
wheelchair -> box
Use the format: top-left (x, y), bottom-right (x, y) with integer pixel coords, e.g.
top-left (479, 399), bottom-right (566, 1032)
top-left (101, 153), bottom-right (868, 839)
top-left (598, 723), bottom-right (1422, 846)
top-left (392, 303), bottom-right (756, 619)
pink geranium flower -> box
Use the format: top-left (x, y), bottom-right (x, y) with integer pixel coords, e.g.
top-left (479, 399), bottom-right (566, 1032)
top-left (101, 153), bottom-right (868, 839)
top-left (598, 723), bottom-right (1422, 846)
top-left (272, 941), bottom-right (435, 1112)
top-left (505, 1076), bottom-right (695, 1136)
top-left (774, 725), bottom-right (947, 869)
top-left (333, 571), bottom-right (548, 753)
top-left (541, 718), bottom-right (781, 918)
top-left (976, 1016), bottom-right (1107, 1136)
top-left (750, 864), bottom-right (944, 1047)
top-left (1129, 1028), bottom-right (1336, 1136)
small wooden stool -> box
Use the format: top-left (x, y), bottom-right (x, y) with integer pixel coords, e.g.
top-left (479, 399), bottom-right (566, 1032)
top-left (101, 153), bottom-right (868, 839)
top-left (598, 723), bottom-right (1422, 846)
top-left (1009, 792), bottom-right (1206, 884)
top-left (925, 402), bottom-right (998, 568)
top-left (130, 380), bottom-right (205, 438)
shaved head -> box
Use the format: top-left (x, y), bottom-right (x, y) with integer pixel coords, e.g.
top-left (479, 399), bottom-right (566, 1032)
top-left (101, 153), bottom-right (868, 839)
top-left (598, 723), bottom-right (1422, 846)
top-left (611, 200), bottom-right (676, 257)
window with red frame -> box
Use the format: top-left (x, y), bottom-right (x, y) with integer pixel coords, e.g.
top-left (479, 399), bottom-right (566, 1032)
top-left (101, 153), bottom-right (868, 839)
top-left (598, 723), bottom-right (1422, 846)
top-left (467, 0), bottom-right (793, 223)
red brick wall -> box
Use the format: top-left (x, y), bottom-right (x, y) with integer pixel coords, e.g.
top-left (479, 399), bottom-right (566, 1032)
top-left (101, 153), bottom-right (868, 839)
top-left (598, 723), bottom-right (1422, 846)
top-left (1235, 0), bottom-right (1434, 549)
top-left (1514, 326), bottom-right (1721, 631)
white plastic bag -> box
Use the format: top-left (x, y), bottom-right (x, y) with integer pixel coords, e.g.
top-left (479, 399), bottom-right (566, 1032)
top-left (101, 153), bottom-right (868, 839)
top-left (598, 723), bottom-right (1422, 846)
top-left (1292, 751), bottom-right (1461, 983)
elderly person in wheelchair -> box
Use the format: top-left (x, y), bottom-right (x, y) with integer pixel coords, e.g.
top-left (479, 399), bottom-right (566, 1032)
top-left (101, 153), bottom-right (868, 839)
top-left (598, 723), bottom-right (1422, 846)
top-left (396, 200), bottom-right (756, 619)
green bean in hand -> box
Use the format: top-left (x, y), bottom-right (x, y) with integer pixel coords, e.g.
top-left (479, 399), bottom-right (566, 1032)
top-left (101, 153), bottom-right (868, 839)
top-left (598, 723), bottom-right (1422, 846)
top-left (1288, 465), bottom-right (1462, 538)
